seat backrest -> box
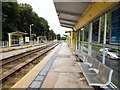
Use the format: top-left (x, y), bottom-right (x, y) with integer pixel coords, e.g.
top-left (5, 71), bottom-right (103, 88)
top-left (82, 55), bottom-right (87, 63)
top-left (87, 56), bottom-right (93, 64)
top-left (92, 59), bottom-right (100, 69)
top-left (77, 53), bottom-right (83, 61)
top-left (98, 64), bottom-right (113, 83)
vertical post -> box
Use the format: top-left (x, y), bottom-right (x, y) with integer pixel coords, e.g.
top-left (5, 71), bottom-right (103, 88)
top-left (2, 41), bottom-right (4, 47)
top-left (82, 29), bottom-right (84, 42)
top-left (7, 41), bottom-right (8, 47)
top-left (73, 31), bottom-right (77, 52)
top-left (30, 25), bottom-right (31, 41)
top-left (81, 28), bottom-right (84, 52)
top-left (88, 22), bottom-right (93, 56)
top-left (78, 30), bottom-right (80, 50)
top-left (83, 29), bottom-right (84, 51)
top-left (102, 13), bottom-right (107, 64)
top-left (8, 33), bottom-right (11, 47)
top-left (71, 30), bottom-right (73, 47)
top-left (75, 31), bottom-right (77, 52)
top-left (76, 31), bottom-right (78, 50)
top-left (56, 35), bottom-right (57, 41)
top-left (98, 17), bottom-right (101, 43)
top-left (30, 24), bottom-right (34, 44)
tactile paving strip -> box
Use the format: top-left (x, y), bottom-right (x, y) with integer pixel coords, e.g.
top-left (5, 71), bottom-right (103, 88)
top-left (28, 44), bottom-right (62, 89)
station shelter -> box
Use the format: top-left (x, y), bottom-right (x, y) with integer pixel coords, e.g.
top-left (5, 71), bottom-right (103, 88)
top-left (54, 0), bottom-right (120, 89)
top-left (8, 31), bottom-right (29, 47)
top-left (37, 36), bottom-right (47, 43)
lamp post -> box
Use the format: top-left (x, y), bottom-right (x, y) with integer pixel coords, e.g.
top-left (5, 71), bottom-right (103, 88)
top-left (30, 24), bottom-right (34, 41)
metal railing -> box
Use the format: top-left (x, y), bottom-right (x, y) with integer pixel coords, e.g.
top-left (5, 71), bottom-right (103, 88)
top-left (0, 41), bottom-right (8, 47)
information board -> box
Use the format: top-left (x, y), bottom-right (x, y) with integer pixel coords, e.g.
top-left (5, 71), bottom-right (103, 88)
top-left (25, 37), bottom-right (29, 42)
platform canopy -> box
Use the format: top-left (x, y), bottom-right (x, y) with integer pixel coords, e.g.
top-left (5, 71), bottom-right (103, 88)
top-left (54, 0), bottom-right (115, 30)
top-left (53, 0), bottom-right (91, 28)
top-left (8, 31), bottom-right (28, 35)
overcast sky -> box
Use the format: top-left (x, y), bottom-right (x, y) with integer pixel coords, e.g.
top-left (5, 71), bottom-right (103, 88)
top-left (18, 0), bottom-right (71, 36)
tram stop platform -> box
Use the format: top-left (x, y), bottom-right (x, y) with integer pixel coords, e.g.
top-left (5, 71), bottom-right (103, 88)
top-left (0, 43), bottom-right (51, 60)
top-left (12, 42), bottom-right (94, 89)
top-left (0, 43), bottom-right (47, 53)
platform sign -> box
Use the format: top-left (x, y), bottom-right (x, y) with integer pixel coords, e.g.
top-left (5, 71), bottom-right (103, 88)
top-left (111, 7), bottom-right (120, 44)
top-left (19, 37), bottom-right (23, 41)
top-left (25, 37), bottom-right (29, 42)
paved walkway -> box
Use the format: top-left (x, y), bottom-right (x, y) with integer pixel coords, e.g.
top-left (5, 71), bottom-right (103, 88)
top-left (12, 42), bottom-right (94, 89)
top-left (41, 43), bottom-right (93, 88)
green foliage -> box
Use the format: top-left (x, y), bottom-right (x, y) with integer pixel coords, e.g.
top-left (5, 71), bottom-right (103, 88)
top-left (2, 2), bottom-right (20, 40)
top-left (47, 29), bottom-right (56, 40)
top-left (57, 34), bottom-right (61, 40)
top-left (61, 36), bottom-right (66, 40)
top-left (2, 2), bottom-right (56, 41)
top-left (92, 45), bottom-right (102, 51)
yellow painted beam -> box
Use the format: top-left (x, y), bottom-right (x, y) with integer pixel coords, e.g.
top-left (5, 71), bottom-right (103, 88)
top-left (74, 2), bottom-right (115, 30)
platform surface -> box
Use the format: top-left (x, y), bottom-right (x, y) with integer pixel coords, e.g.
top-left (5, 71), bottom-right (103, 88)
top-left (41, 43), bottom-right (93, 89)
top-left (12, 42), bottom-right (94, 89)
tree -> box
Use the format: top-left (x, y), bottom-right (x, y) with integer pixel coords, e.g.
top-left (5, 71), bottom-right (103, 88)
top-left (47, 29), bottom-right (56, 40)
top-left (2, 2), bottom-right (20, 40)
top-left (2, 2), bottom-right (57, 41)
top-left (57, 34), bottom-right (61, 40)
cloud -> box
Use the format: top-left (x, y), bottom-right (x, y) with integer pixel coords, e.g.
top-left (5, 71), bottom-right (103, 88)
top-left (18, 0), bottom-right (69, 36)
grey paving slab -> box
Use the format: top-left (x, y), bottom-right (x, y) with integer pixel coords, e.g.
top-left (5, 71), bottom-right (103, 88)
top-left (41, 43), bottom-right (94, 89)
top-left (35, 75), bottom-right (45, 81)
top-left (39, 69), bottom-right (48, 76)
top-left (28, 44), bottom-right (62, 88)
top-left (29, 80), bottom-right (42, 88)
top-left (43, 64), bottom-right (51, 71)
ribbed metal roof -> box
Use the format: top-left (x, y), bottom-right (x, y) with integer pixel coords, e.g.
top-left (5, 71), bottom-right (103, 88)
top-left (54, 0), bottom-right (91, 28)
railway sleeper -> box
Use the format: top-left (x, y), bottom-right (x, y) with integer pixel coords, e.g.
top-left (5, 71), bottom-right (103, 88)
top-left (1, 44), bottom-right (58, 83)
top-left (0, 44), bottom-right (55, 67)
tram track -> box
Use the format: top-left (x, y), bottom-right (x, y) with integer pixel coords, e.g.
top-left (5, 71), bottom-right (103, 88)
top-left (0, 43), bottom-right (53, 67)
top-left (0, 43), bottom-right (58, 87)
top-left (0, 43), bottom-right (56, 74)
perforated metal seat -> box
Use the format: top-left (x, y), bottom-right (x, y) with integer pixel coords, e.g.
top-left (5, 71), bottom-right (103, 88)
top-left (78, 55), bottom-right (113, 88)
top-left (82, 63), bottom-right (113, 88)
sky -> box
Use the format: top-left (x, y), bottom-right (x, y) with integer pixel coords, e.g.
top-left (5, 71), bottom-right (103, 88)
top-left (17, 0), bottom-right (71, 36)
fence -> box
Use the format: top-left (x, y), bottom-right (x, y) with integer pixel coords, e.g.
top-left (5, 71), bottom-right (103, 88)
top-left (0, 41), bottom-right (8, 47)
top-left (0, 40), bottom-right (47, 48)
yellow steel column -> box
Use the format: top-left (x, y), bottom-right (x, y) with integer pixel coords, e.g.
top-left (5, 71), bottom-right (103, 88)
top-left (10, 34), bottom-right (12, 46)
top-left (67, 36), bottom-right (71, 46)
top-left (72, 31), bottom-right (77, 52)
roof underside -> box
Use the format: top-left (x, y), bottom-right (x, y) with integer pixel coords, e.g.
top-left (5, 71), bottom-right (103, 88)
top-left (54, 1), bottom-right (90, 28)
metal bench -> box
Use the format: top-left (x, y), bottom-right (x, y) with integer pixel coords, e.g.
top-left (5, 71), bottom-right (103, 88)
top-left (84, 63), bottom-right (113, 88)
top-left (79, 56), bottom-right (100, 74)
top-left (75, 50), bottom-right (86, 62)
top-left (78, 55), bottom-right (113, 88)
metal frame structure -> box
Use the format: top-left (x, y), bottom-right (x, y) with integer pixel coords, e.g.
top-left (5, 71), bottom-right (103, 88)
top-left (54, 1), bottom-right (119, 88)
